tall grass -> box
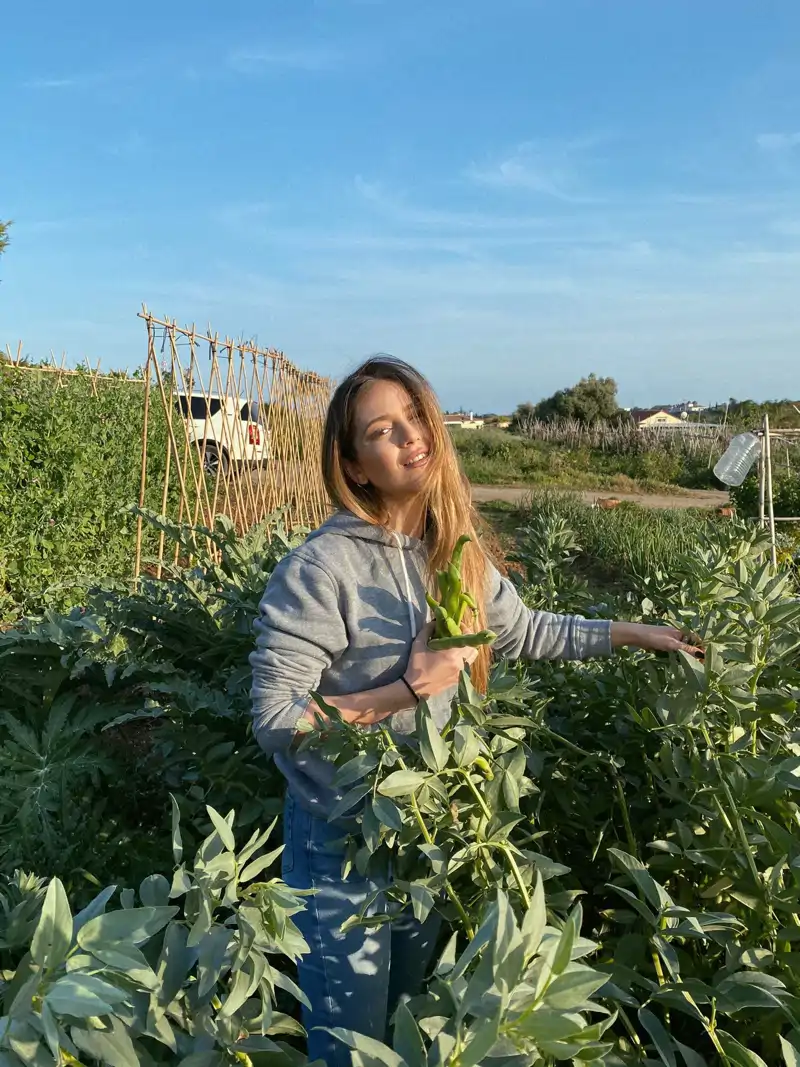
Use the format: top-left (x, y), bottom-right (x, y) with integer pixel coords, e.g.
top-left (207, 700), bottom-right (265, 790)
top-left (511, 414), bottom-right (731, 456)
top-left (453, 428), bottom-right (720, 491)
top-left (515, 488), bottom-right (721, 588)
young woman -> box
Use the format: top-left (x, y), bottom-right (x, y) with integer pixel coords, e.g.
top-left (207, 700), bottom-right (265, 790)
top-left (250, 356), bottom-right (699, 1066)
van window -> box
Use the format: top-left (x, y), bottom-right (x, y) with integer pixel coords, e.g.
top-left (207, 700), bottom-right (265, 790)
top-left (177, 396), bottom-right (222, 419)
top-left (241, 400), bottom-right (270, 424)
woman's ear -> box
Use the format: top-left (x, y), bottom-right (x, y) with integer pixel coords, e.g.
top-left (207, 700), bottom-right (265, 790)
top-left (344, 460), bottom-right (368, 487)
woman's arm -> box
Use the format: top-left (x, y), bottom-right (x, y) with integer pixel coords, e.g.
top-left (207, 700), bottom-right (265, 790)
top-left (250, 553), bottom-right (349, 755)
top-left (487, 566), bottom-right (612, 661)
top-left (611, 621), bottom-right (702, 654)
top-left (302, 621), bottom-right (478, 729)
top-left (302, 679), bottom-right (413, 728)
top-left (486, 566), bottom-right (702, 662)
top-left (251, 558), bottom-right (476, 751)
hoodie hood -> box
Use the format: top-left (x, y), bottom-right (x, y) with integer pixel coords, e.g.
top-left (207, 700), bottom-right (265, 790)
top-left (305, 509), bottom-right (424, 551)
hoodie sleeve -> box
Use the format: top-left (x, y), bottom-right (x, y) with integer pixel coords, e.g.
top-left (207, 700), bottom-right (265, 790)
top-left (249, 552), bottom-right (348, 756)
top-left (486, 564), bottom-right (613, 662)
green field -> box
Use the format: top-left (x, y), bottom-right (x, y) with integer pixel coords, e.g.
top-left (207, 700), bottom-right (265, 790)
top-left (2, 496), bottom-right (800, 1065)
top-left (452, 426), bottom-right (721, 492)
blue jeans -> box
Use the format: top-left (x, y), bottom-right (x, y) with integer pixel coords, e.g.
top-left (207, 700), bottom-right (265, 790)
top-left (281, 791), bottom-right (441, 1067)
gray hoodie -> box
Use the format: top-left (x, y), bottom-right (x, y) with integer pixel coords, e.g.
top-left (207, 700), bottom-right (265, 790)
top-left (249, 510), bottom-right (613, 817)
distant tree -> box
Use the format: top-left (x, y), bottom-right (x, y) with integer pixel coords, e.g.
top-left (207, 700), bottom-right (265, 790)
top-left (534, 373), bottom-right (621, 425)
top-left (509, 401), bottom-right (537, 435)
top-left (0, 220), bottom-right (10, 262)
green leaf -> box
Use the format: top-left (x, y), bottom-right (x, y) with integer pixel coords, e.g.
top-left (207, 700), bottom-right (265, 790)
top-left (46, 973), bottom-right (128, 1017)
top-left (30, 878), bottom-right (72, 971)
top-left (78, 906), bottom-right (178, 949)
top-left (409, 883), bottom-right (436, 924)
top-left (458, 1009), bottom-right (502, 1067)
top-left (717, 1033), bottom-right (769, 1067)
top-left (416, 701), bottom-right (448, 773)
top-left (219, 953), bottom-right (263, 1018)
top-left (139, 874), bottom-right (171, 907)
top-left (197, 926), bottom-right (232, 998)
top-left (206, 805), bottom-right (236, 851)
top-left (639, 1008), bottom-right (677, 1067)
top-left (521, 872), bottom-right (546, 956)
top-left (329, 781), bottom-right (373, 821)
top-left (71, 1020), bottom-right (141, 1067)
top-left (239, 846), bottom-right (284, 883)
top-left (90, 943), bottom-right (159, 990)
top-left (157, 921), bottom-right (197, 1007)
top-left (549, 906), bottom-right (579, 978)
top-left (334, 751), bottom-right (380, 788)
top-left (544, 965), bottom-right (607, 1010)
top-left (675, 1041), bottom-right (708, 1067)
top-left (72, 885), bottom-right (117, 939)
top-left (378, 770), bottom-right (430, 798)
top-left (780, 1035), bottom-right (800, 1067)
top-left (434, 933), bottom-right (458, 976)
top-left (326, 1028), bottom-right (406, 1067)
top-left (393, 1001), bottom-right (426, 1067)
top-left (517, 1009), bottom-right (582, 1042)
top-left (372, 794), bottom-right (404, 832)
top-left (39, 1001), bottom-right (62, 1061)
top-left (452, 723), bottom-right (480, 768)
top-left (175, 1054), bottom-right (224, 1067)
top-left (609, 848), bottom-right (671, 913)
top-left (764, 602), bottom-right (800, 626)
top-left (170, 793), bottom-right (183, 864)
top-left (678, 650), bottom-right (706, 693)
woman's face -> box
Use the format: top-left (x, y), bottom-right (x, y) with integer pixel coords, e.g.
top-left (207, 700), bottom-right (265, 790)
top-left (346, 379), bottom-right (433, 501)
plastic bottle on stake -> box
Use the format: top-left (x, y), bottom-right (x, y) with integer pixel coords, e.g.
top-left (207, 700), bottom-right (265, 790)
top-left (713, 432), bottom-right (761, 487)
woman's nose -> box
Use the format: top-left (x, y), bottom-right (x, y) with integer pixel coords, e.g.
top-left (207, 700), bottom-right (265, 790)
top-left (398, 420), bottom-right (420, 445)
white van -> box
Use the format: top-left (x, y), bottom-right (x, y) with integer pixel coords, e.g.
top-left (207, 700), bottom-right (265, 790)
top-left (175, 392), bottom-right (270, 474)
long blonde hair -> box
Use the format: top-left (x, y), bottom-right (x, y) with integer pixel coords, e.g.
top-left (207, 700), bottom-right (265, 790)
top-left (322, 356), bottom-right (491, 691)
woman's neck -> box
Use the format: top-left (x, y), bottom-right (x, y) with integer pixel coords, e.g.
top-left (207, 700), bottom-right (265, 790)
top-left (383, 497), bottom-right (426, 539)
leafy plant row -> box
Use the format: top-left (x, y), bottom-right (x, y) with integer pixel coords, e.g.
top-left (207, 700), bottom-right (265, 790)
top-left (2, 504), bottom-right (800, 1064)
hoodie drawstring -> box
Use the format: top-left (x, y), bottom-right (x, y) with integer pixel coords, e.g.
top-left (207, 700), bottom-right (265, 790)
top-left (392, 532), bottom-right (418, 642)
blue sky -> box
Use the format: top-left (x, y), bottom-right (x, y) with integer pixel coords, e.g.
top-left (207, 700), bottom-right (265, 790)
top-left (2, 0), bottom-right (800, 413)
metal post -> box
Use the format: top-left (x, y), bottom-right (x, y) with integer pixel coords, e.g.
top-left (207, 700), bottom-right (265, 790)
top-left (764, 413), bottom-right (777, 567)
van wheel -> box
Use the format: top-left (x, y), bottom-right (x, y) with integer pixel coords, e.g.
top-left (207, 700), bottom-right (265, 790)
top-left (200, 442), bottom-right (229, 476)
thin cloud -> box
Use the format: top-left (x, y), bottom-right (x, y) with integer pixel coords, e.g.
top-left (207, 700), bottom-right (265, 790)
top-left (25, 77), bottom-right (78, 89)
top-left (227, 43), bottom-right (345, 74)
top-left (466, 136), bottom-right (607, 203)
top-left (23, 62), bottom-right (146, 91)
top-left (756, 132), bottom-right (800, 152)
top-left (354, 176), bottom-right (556, 232)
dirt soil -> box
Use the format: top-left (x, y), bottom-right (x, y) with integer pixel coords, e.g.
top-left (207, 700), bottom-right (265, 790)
top-left (470, 484), bottom-right (729, 510)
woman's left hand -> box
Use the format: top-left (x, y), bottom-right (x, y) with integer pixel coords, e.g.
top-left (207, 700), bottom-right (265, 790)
top-left (611, 622), bottom-right (703, 657)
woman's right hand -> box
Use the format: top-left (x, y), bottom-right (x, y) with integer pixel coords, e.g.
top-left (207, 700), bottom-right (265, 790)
top-left (404, 621), bottom-right (478, 699)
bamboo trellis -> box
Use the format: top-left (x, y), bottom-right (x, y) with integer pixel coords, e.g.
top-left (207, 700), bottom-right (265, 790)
top-left (135, 308), bottom-right (333, 580)
top-left (3, 342), bottom-right (145, 393)
top-left (756, 414), bottom-right (800, 567)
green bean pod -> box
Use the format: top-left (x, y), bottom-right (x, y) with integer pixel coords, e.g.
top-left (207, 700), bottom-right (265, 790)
top-left (437, 569), bottom-right (452, 601)
top-left (444, 562), bottom-right (462, 619)
top-left (451, 534), bottom-right (471, 569)
top-left (428, 629), bottom-right (497, 651)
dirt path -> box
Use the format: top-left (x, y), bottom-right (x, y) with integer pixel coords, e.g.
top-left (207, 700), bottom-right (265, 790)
top-left (471, 484), bottom-right (729, 510)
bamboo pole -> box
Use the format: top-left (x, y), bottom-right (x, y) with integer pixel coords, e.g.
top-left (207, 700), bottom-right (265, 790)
top-left (133, 325), bottom-right (155, 584)
top-left (764, 413), bottom-right (777, 567)
top-left (758, 426), bottom-right (766, 529)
